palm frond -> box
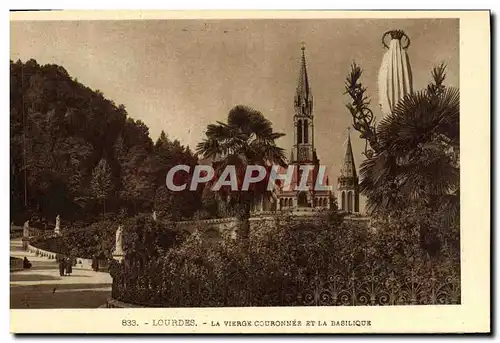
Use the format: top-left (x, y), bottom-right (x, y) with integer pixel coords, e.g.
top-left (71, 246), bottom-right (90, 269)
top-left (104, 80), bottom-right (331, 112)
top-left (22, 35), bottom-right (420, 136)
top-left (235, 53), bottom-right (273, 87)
top-left (360, 83), bottom-right (459, 215)
top-left (197, 104), bottom-right (287, 206)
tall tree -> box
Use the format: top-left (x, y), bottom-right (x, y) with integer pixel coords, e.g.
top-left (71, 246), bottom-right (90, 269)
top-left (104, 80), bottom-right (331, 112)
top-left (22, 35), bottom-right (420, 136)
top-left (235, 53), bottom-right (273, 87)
top-left (153, 131), bottom-right (201, 220)
top-left (196, 105), bottom-right (287, 241)
top-left (91, 158), bottom-right (113, 216)
top-left (10, 59), bottom-right (128, 222)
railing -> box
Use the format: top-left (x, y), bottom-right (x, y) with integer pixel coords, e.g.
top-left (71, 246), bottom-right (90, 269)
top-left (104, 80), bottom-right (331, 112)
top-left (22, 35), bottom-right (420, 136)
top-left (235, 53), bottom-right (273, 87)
top-left (110, 267), bottom-right (460, 307)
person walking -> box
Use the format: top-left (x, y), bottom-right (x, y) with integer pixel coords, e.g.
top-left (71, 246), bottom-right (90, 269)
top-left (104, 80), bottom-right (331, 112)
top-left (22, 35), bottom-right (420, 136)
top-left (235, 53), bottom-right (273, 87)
top-left (58, 255), bottom-right (65, 276)
top-left (66, 257), bottom-right (73, 276)
top-left (91, 255), bottom-right (99, 272)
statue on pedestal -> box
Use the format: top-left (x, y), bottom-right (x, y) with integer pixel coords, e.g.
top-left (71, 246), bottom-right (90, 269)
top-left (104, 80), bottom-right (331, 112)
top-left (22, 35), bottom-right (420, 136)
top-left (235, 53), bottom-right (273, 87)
top-left (22, 220), bottom-right (30, 250)
top-left (152, 210), bottom-right (157, 221)
top-left (113, 225), bottom-right (123, 257)
top-left (54, 215), bottom-right (61, 235)
top-left (23, 220), bottom-right (30, 238)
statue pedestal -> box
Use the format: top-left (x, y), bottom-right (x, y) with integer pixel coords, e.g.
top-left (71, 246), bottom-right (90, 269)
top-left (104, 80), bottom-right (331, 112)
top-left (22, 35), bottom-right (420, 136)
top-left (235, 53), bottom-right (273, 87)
top-left (112, 250), bottom-right (124, 263)
top-left (21, 236), bottom-right (29, 251)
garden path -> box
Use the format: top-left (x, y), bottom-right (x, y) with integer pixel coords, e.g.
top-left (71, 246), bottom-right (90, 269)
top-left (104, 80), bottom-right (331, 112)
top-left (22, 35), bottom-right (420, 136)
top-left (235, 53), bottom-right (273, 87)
top-left (10, 238), bottom-right (112, 309)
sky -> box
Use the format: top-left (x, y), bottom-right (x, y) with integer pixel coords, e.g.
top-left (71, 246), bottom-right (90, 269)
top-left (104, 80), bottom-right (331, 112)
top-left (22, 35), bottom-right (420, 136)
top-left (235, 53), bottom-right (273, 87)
top-left (10, 18), bottom-right (459, 188)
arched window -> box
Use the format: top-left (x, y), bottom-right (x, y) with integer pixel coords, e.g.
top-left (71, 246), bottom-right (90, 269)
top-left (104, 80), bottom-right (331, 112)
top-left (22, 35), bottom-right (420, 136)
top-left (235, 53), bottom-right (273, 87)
top-left (341, 191), bottom-right (346, 211)
top-left (280, 198), bottom-right (284, 209)
top-left (354, 193), bottom-right (359, 213)
top-left (314, 198), bottom-right (318, 207)
top-left (304, 120), bottom-right (309, 144)
top-left (347, 191), bottom-right (353, 213)
top-left (297, 120), bottom-right (303, 144)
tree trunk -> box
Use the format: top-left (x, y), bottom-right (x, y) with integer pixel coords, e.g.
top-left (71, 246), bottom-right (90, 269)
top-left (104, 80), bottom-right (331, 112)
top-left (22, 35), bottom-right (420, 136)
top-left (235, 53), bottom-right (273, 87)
top-left (237, 200), bottom-right (251, 250)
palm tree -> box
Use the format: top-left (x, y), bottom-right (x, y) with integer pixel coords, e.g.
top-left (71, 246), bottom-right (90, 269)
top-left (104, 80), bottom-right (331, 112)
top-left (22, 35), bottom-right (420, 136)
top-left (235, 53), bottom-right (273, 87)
top-left (196, 105), bottom-right (287, 241)
top-left (358, 64), bottom-right (459, 217)
top-left (346, 63), bottom-right (459, 258)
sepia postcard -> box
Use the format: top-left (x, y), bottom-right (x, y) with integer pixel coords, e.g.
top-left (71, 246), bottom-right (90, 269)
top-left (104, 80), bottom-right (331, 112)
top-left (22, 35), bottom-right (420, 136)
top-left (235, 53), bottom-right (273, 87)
top-left (9, 10), bottom-right (490, 334)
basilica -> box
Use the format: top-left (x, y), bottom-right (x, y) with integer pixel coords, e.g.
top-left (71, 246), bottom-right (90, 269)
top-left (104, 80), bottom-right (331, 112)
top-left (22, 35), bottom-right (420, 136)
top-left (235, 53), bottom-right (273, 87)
top-left (256, 46), bottom-right (361, 214)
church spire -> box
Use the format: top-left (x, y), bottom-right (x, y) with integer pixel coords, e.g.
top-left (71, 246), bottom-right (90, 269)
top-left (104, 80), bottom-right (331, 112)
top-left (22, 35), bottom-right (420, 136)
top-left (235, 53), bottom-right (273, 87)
top-left (294, 44), bottom-right (313, 116)
top-left (340, 128), bottom-right (357, 179)
top-left (337, 128), bottom-right (360, 213)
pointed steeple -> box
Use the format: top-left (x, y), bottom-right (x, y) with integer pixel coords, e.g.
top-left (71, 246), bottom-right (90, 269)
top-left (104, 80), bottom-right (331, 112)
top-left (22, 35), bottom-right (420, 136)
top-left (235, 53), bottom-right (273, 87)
top-left (294, 44), bottom-right (313, 116)
top-left (340, 128), bottom-right (357, 179)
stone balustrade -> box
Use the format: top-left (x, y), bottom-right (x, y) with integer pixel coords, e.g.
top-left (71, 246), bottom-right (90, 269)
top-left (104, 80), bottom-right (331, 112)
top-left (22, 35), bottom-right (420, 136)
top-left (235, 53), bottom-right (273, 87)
top-left (26, 242), bottom-right (109, 271)
top-left (26, 244), bottom-right (59, 260)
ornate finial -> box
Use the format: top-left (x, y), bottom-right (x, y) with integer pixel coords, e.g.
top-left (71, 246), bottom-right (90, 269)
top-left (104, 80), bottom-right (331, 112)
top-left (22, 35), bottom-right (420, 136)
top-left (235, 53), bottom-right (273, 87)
top-left (301, 41), bottom-right (306, 51)
top-left (382, 29), bottom-right (410, 50)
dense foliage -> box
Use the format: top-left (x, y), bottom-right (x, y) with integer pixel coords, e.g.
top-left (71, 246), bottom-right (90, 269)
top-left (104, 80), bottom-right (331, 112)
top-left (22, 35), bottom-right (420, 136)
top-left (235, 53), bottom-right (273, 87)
top-left (10, 59), bottom-right (202, 224)
top-left (110, 213), bottom-right (460, 307)
top-left (30, 219), bottom-right (117, 259)
top-left (344, 62), bottom-right (460, 257)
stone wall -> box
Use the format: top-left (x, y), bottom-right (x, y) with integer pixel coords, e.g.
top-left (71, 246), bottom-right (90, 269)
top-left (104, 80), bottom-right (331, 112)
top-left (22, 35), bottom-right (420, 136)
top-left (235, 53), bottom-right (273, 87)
top-left (10, 257), bottom-right (24, 272)
top-left (173, 211), bottom-right (371, 239)
top-left (175, 217), bottom-right (239, 241)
